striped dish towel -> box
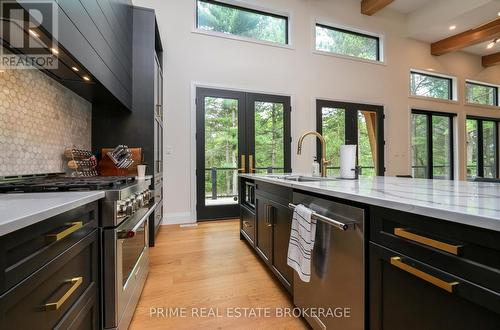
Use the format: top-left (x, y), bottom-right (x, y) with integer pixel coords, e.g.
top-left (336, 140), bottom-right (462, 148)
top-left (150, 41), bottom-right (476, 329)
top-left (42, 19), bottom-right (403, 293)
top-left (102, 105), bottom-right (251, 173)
top-left (287, 204), bottom-right (316, 282)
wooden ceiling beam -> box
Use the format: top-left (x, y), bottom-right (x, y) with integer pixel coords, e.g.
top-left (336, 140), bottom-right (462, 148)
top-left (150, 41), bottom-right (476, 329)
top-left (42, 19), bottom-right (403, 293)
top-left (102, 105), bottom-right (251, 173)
top-left (361, 0), bottom-right (394, 16)
top-left (482, 52), bottom-right (500, 67)
top-left (431, 18), bottom-right (500, 56)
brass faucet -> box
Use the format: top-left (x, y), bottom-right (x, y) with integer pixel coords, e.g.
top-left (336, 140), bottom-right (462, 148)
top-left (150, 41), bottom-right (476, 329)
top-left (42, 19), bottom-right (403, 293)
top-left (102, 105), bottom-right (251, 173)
top-left (297, 131), bottom-right (330, 177)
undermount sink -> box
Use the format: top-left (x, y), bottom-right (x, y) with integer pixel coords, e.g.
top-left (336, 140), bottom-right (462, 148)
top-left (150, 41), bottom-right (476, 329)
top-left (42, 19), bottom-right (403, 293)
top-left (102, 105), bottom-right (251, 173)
top-left (266, 175), bottom-right (337, 182)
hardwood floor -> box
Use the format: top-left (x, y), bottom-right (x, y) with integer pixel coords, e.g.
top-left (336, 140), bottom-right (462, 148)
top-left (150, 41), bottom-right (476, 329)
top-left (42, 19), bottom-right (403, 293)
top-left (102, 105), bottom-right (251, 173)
top-left (129, 220), bottom-right (309, 329)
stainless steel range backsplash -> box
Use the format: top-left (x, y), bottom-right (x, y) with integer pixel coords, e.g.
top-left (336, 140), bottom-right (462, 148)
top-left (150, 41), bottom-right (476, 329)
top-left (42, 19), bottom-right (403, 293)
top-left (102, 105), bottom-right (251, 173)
top-left (0, 68), bottom-right (91, 176)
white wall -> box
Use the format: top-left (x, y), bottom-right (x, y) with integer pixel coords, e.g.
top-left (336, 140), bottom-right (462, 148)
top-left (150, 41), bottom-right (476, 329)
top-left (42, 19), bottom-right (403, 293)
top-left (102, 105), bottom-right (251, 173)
top-left (133, 0), bottom-right (500, 224)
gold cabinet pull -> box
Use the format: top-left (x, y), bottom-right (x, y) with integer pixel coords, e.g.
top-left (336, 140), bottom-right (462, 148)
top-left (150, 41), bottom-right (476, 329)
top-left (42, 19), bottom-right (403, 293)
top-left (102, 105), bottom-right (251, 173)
top-left (238, 155), bottom-right (246, 173)
top-left (44, 277), bottom-right (83, 311)
top-left (390, 257), bottom-right (458, 293)
top-left (46, 222), bottom-right (83, 243)
top-left (249, 155), bottom-right (254, 173)
top-left (394, 228), bottom-right (462, 255)
top-left (243, 220), bottom-right (252, 228)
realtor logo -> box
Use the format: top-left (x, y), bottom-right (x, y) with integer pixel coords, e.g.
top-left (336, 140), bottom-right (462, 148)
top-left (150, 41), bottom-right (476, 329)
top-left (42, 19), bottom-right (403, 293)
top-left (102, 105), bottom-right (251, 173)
top-left (0, 0), bottom-right (58, 70)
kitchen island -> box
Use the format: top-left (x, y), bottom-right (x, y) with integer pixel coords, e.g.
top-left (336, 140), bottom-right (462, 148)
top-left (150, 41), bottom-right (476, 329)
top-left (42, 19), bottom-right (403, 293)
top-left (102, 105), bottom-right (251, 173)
top-left (238, 174), bottom-right (500, 330)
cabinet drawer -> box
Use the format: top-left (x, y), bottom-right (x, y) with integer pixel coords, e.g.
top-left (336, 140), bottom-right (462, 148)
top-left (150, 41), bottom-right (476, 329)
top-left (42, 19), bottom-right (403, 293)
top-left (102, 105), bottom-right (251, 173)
top-left (370, 242), bottom-right (500, 330)
top-left (370, 206), bottom-right (500, 293)
top-left (240, 205), bottom-right (255, 245)
top-left (255, 182), bottom-right (291, 208)
top-left (0, 230), bottom-right (99, 330)
top-left (0, 201), bottom-right (98, 295)
top-left (55, 283), bottom-right (99, 330)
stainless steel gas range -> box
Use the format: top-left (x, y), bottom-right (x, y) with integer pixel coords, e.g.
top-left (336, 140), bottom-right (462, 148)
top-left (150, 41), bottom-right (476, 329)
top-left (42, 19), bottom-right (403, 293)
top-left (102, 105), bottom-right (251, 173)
top-left (0, 174), bottom-right (156, 330)
top-left (100, 178), bottom-right (155, 330)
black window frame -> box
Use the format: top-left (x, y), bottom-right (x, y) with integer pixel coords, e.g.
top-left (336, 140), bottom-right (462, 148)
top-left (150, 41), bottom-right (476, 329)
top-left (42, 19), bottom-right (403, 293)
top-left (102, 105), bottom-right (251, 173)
top-left (411, 109), bottom-right (456, 180)
top-left (466, 116), bottom-right (500, 179)
top-left (315, 23), bottom-right (381, 61)
top-left (465, 81), bottom-right (499, 107)
top-left (316, 99), bottom-right (385, 176)
top-left (196, 0), bottom-right (290, 45)
top-left (410, 71), bottom-right (454, 101)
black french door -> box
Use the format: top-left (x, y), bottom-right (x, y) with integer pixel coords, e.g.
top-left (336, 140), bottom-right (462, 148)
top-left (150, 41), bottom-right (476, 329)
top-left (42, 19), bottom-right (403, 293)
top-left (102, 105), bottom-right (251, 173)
top-left (196, 88), bottom-right (291, 220)
top-left (316, 100), bottom-right (385, 177)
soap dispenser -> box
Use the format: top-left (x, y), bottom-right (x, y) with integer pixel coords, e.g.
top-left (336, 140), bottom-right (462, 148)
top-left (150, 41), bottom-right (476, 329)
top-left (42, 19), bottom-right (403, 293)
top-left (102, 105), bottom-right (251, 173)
top-left (312, 157), bottom-right (320, 177)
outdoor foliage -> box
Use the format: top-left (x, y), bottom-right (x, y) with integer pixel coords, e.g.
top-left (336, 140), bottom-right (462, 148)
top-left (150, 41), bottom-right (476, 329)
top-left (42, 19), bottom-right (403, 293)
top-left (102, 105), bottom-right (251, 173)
top-left (197, 0), bottom-right (287, 44)
top-left (316, 25), bottom-right (378, 61)
top-left (466, 119), bottom-right (478, 178)
top-left (411, 114), bottom-right (452, 179)
top-left (466, 83), bottom-right (497, 106)
top-left (410, 72), bottom-right (451, 100)
top-left (204, 97), bottom-right (239, 199)
top-left (254, 102), bottom-right (284, 173)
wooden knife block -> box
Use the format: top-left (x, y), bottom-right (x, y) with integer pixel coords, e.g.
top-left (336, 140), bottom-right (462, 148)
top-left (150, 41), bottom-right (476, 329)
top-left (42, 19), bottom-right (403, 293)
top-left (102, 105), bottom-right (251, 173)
top-left (98, 148), bottom-right (142, 177)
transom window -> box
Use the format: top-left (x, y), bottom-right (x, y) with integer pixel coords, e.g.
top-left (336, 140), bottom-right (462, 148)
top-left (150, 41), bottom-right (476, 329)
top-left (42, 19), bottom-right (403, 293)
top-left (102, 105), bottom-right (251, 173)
top-left (466, 81), bottom-right (498, 107)
top-left (315, 24), bottom-right (380, 61)
top-left (410, 71), bottom-right (454, 101)
top-left (196, 0), bottom-right (289, 45)
top-left (411, 110), bottom-right (455, 180)
top-left (466, 117), bottom-right (499, 180)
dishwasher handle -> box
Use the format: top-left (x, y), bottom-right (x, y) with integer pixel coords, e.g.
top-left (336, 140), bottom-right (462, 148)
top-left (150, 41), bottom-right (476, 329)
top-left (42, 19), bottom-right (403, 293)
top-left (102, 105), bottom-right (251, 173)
top-left (288, 203), bottom-right (352, 231)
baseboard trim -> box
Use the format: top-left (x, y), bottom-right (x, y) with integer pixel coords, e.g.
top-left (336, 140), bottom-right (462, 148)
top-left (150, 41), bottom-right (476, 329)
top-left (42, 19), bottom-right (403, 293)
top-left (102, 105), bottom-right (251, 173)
top-left (162, 212), bottom-right (196, 225)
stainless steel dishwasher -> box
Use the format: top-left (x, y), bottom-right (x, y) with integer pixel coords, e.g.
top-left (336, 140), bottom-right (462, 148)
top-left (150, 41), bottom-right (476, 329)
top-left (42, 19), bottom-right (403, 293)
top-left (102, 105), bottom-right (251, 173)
top-left (292, 192), bottom-right (365, 330)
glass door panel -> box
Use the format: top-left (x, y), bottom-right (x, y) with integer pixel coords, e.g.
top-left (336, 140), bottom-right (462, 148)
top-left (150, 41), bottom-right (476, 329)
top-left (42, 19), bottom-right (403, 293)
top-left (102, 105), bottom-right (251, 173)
top-left (432, 115), bottom-right (452, 180)
top-left (321, 107), bottom-right (345, 177)
top-left (358, 110), bottom-right (378, 177)
top-left (317, 100), bottom-right (384, 177)
top-left (196, 88), bottom-right (246, 220)
top-left (254, 101), bottom-right (285, 174)
top-left (411, 113), bottom-right (428, 179)
top-left (204, 97), bottom-right (239, 206)
top-left (483, 121), bottom-right (497, 178)
top-left (197, 89), bottom-right (291, 220)
top-left (466, 119), bottom-right (479, 179)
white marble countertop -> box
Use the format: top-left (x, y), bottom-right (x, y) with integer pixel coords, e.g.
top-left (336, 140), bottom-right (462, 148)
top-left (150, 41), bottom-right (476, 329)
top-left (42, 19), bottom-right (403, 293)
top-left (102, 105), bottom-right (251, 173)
top-left (0, 191), bottom-right (105, 236)
top-left (240, 174), bottom-right (500, 232)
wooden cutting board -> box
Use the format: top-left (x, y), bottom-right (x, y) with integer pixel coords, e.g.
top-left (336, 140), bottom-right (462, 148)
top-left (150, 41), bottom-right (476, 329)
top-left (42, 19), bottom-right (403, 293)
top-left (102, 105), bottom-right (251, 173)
top-left (98, 148), bottom-right (142, 176)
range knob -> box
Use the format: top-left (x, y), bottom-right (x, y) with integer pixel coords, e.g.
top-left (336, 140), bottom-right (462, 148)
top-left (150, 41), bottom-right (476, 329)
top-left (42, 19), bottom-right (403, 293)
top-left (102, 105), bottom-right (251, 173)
top-left (135, 193), bottom-right (145, 208)
top-left (125, 198), bottom-right (134, 216)
top-left (117, 201), bottom-right (127, 217)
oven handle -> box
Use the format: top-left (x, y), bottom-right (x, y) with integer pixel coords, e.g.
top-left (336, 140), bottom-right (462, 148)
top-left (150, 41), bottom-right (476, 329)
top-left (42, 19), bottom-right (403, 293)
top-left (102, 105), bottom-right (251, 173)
top-left (118, 203), bottom-right (158, 239)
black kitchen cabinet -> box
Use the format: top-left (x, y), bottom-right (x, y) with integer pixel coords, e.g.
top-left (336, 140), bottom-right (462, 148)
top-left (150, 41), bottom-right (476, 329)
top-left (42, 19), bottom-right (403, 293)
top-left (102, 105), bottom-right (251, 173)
top-left (241, 179), bottom-right (293, 293)
top-left (14, 0), bottom-right (134, 109)
top-left (0, 228), bottom-right (99, 330)
top-left (92, 6), bottom-right (164, 246)
top-left (270, 199), bottom-right (294, 288)
top-left (255, 194), bottom-right (273, 262)
top-left (369, 242), bottom-right (500, 330)
top-left (369, 206), bottom-right (500, 330)
top-left (240, 205), bottom-right (256, 245)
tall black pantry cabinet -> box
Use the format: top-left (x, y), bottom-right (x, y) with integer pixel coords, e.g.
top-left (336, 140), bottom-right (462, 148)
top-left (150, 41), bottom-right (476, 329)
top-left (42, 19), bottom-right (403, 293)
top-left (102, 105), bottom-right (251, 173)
top-left (92, 6), bottom-right (164, 246)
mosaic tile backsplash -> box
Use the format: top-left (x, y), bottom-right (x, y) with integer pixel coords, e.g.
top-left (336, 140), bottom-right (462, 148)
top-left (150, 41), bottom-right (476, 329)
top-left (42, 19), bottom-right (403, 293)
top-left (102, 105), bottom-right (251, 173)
top-left (0, 68), bottom-right (91, 176)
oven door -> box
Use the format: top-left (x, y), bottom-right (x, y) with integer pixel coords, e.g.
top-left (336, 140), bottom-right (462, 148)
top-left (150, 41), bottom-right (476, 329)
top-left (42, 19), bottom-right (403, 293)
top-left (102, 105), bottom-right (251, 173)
top-left (103, 204), bottom-right (156, 330)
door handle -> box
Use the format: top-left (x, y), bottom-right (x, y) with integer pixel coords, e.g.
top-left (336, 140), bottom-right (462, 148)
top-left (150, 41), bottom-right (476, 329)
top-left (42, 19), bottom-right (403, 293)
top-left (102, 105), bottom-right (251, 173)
top-left (249, 155), bottom-right (255, 173)
top-left (266, 204), bottom-right (273, 227)
top-left (44, 277), bottom-right (83, 311)
top-left (46, 222), bottom-right (83, 243)
top-left (238, 155), bottom-right (246, 172)
top-left (394, 228), bottom-right (462, 255)
top-left (390, 257), bottom-right (459, 293)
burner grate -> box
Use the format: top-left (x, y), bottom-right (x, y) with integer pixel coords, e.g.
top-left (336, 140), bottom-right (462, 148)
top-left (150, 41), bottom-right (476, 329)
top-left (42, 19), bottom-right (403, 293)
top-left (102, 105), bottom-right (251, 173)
top-left (0, 175), bottom-right (136, 193)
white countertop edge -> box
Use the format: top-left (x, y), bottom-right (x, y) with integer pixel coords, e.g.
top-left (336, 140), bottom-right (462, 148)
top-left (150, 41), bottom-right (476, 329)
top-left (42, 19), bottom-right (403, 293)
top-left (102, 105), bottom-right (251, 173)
top-left (0, 191), bottom-right (105, 236)
top-left (240, 174), bottom-right (500, 232)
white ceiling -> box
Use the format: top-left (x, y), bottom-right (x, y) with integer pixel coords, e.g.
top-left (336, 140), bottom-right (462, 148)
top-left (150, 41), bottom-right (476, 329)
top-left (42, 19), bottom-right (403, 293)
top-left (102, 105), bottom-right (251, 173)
top-left (387, 0), bottom-right (433, 14)
top-left (386, 0), bottom-right (500, 56)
